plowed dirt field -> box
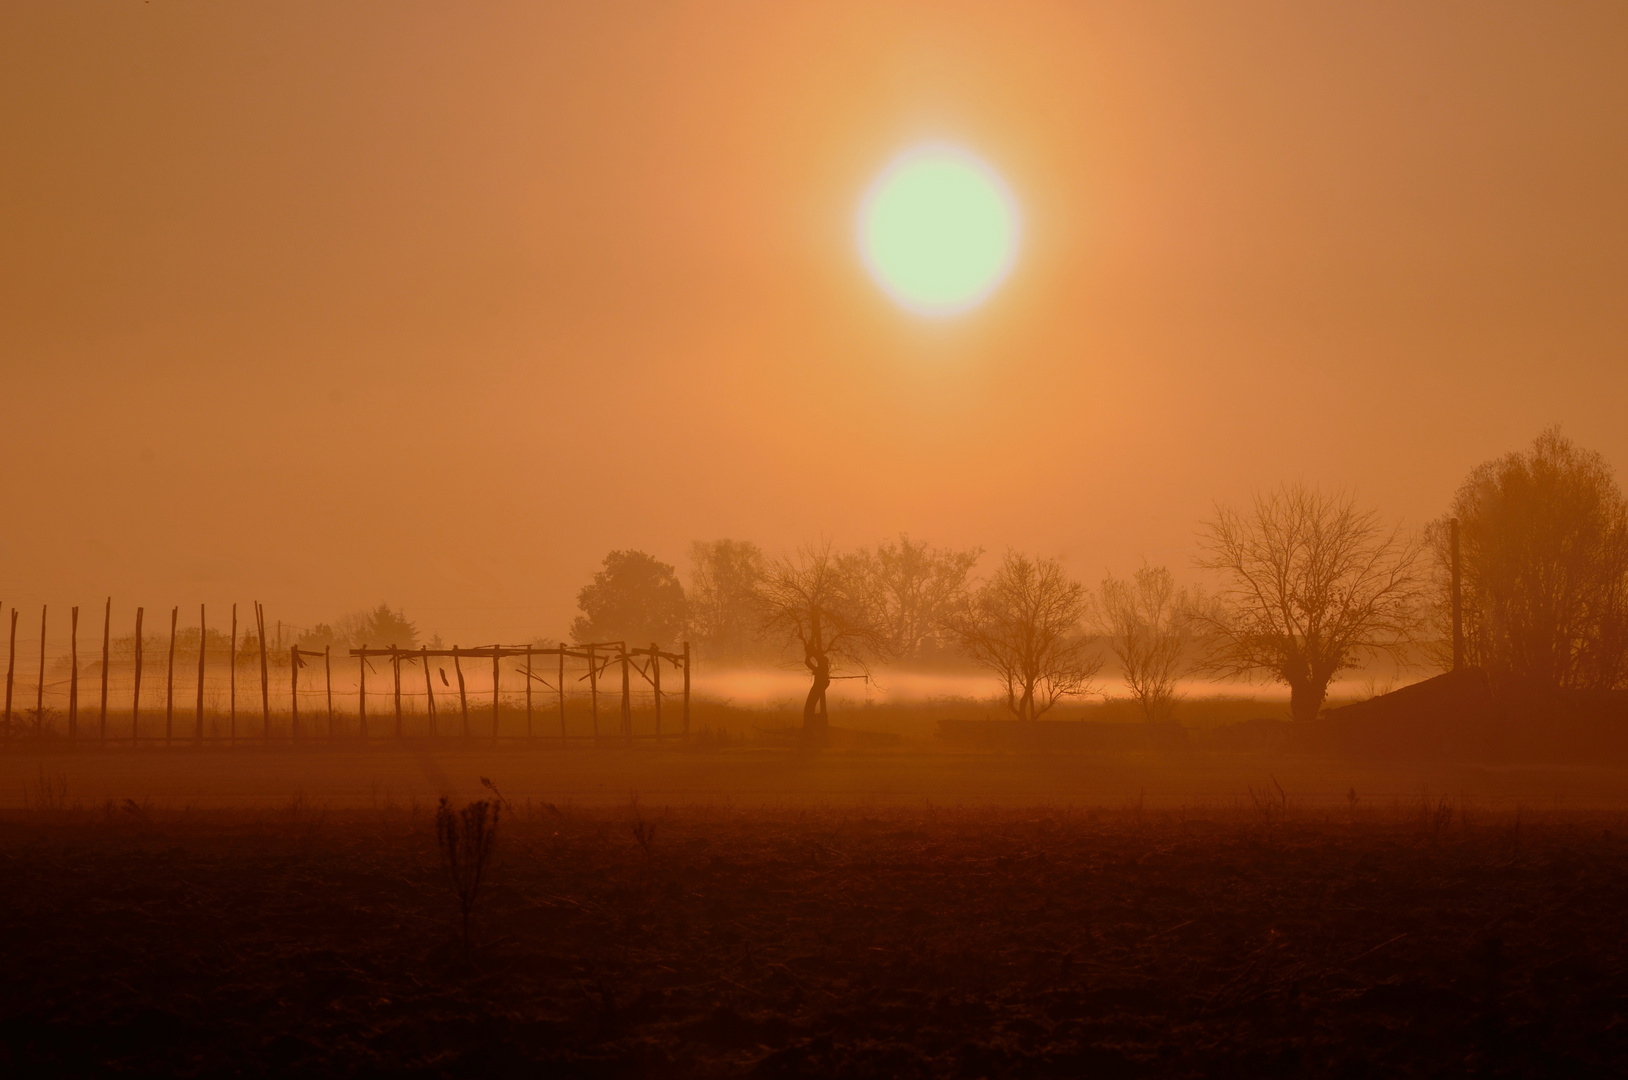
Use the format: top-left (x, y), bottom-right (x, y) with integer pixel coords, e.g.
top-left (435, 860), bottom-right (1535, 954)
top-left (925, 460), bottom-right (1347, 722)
top-left (4, 802), bottom-right (1626, 1077)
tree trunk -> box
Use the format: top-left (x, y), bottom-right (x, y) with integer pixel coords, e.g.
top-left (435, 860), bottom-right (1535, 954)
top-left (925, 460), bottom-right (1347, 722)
top-left (802, 651), bottom-right (830, 740)
top-left (1288, 679), bottom-right (1327, 722)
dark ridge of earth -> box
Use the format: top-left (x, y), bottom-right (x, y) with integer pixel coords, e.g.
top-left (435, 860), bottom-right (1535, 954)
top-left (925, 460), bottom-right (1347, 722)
top-left (2, 803), bottom-right (1625, 1078)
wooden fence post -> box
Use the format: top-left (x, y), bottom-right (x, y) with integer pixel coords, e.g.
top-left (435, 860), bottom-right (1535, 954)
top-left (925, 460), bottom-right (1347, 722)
top-left (255, 602), bottom-right (270, 741)
top-left (392, 646), bottom-right (402, 739)
top-left (453, 647), bottom-right (468, 736)
top-left (35, 605), bottom-right (47, 739)
top-left (421, 646), bottom-right (436, 735)
top-left (620, 644), bottom-right (631, 744)
top-left (100, 598), bottom-right (111, 744)
top-left (325, 645), bottom-right (333, 739)
top-left (682, 641), bottom-right (691, 736)
top-left (358, 644), bottom-right (368, 739)
top-left (524, 645), bottom-right (533, 740)
top-left (650, 642), bottom-right (662, 737)
top-left (131, 607), bottom-right (143, 744)
top-left (491, 645), bottom-right (500, 743)
top-left (195, 604), bottom-right (205, 743)
top-left (229, 603), bottom-right (237, 741)
top-left (3, 608), bottom-right (15, 741)
top-left (592, 645), bottom-right (605, 739)
top-left (165, 606), bottom-right (177, 747)
top-left (557, 646), bottom-right (566, 740)
top-left (290, 647), bottom-right (299, 738)
top-left (68, 607), bottom-right (79, 743)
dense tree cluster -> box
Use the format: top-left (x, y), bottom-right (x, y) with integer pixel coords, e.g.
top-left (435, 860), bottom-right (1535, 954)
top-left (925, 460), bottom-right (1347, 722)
top-left (1431, 427), bottom-right (1628, 693)
top-left (297, 604), bottom-right (419, 651)
top-left (562, 429), bottom-right (1628, 732)
top-left (569, 550), bottom-right (687, 647)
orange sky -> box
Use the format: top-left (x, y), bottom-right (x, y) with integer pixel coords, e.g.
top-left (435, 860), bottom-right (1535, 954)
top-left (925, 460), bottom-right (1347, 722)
top-left (3, 2), bottom-right (1626, 644)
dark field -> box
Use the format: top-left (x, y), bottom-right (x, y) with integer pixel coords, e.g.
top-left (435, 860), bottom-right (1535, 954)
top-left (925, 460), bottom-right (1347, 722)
top-left (4, 797), bottom-right (1627, 1077)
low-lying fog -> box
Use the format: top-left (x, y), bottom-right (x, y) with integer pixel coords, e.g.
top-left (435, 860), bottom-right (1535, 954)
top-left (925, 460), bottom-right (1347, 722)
top-left (692, 669), bottom-right (1416, 708)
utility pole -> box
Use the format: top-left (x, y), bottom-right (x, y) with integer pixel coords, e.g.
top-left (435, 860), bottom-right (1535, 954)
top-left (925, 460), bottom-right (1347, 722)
top-left (1450, 517), bottom-right (1464, 672)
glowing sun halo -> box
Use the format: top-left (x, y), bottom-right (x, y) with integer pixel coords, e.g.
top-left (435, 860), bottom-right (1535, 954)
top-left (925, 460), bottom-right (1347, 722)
top-left (859, 144), bottom-right (1018, 317)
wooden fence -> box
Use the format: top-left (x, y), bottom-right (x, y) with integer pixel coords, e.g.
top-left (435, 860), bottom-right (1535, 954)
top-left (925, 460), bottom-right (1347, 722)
top-left (0, 599), bottom-right (690, 747)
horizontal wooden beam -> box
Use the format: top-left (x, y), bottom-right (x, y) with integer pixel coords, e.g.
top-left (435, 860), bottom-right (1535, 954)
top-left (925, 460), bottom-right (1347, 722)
top-left (343, 644), bottom-right (686, 662)
top-left (341, 644), bottom-right (689, 669)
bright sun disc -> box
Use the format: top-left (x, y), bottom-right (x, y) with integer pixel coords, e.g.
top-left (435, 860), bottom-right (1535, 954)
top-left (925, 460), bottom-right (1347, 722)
top-left (859, 144), bottom-right (1018, 316)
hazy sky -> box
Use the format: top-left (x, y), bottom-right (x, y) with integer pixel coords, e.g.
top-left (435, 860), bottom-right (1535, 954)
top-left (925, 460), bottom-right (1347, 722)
top-left (3, 2), bottom-right (1626, 644)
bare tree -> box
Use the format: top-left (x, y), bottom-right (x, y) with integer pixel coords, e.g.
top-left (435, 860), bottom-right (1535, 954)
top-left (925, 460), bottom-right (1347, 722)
top-left (756, 541), bottom-right (890, 737)
top-left (855, 534), bottom-right (981, 661)
top-left (687, 539), bottom-right (766, 661)
top-left (1194, 483), bottom-right (1421, 722)
top-left (1097, 564), bottom-right (1195, 723)
top-left (950, 552), bottom-right (1101, 721)
top-left (1431, 427), bottom-right (1628, 691)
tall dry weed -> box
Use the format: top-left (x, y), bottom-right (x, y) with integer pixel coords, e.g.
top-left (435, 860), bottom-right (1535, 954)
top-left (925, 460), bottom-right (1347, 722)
top-left (26, 767), bottom-right (69, 813)
top-left (1246, 775), bottom-right (1289, 836)
top-left (435, 797), bottom-right (500, 954)
top-left (1422, 796), bottom-right (1455, 844)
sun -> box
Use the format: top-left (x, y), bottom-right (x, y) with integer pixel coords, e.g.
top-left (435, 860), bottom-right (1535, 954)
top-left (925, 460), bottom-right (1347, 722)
top-left (859, 144), bottom-right (1019, 317)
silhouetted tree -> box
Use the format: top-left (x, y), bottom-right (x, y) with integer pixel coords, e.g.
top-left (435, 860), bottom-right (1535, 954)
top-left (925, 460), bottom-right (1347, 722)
top-left (1097, 564), bottom-right (1197, 723)
top-left (756, 541), bottom-right (890, 737)
top-left (295, 623), bottom-right (344, 651)
top-left (687, 539), bottom-right (766, 660)
top-left (327, 604), bottom-right (418, 649)
top-left (571, 550), bottom-right (687, 645)
top-left (856, 534), bottom-right (982, 661)
top-left (1194, 484), bottom-right (1421, 722)
top-left (950, 552), bottom-right (1101, 721)
top-left (372, 605), bottom-right (417, 648)
top-left (1432, 427), bottom-right (1628, 691)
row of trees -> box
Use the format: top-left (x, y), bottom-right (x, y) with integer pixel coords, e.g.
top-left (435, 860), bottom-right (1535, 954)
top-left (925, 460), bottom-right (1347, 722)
top-left (572, 536), bottom-right (982, 665)
top-left (571, 538), bottom-right (1186, 728)
top-left (572, 516), bottom-right (1414, 729)
top-left (575, 428), bottom-right (1628, 731)
top-left (295, 605), bottom-right (422, 652)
